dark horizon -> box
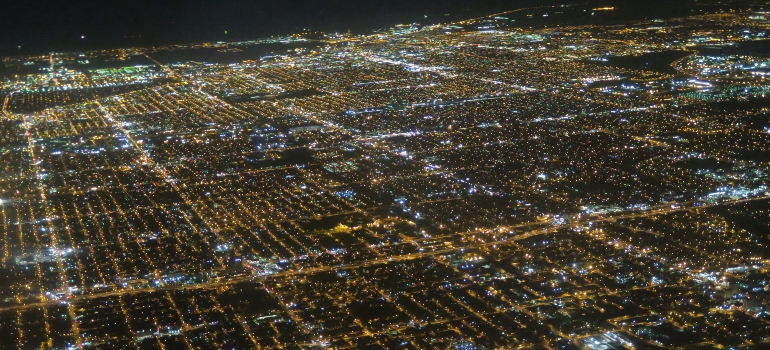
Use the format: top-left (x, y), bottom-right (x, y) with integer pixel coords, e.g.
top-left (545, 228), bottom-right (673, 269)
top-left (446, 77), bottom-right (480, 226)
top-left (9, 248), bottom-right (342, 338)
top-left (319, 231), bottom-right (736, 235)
top-left (0, 0), bottom-right (711, 56)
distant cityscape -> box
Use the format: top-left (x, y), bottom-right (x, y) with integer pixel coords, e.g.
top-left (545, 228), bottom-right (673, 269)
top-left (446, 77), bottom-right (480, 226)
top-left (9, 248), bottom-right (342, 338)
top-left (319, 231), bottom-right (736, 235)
top-left (3, 1), bottom-right (770, 349)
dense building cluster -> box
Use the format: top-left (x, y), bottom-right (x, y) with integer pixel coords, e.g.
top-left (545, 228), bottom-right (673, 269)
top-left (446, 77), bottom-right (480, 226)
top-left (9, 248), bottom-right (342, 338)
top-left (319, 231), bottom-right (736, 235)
top-left (3, 3), bottom-right (770, 349)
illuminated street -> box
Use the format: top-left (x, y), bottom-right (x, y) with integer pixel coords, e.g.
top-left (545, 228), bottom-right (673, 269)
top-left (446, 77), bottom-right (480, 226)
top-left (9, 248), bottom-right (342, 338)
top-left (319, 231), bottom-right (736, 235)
top-left (3, 1), bottom-right (770, 349)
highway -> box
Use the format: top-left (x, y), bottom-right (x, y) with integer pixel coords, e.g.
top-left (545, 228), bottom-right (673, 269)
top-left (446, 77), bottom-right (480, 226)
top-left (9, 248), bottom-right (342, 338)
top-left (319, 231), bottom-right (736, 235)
top-left (1, 91), bottom-right (17, 119)
top-left (0, 193), bottom-right (767, 314)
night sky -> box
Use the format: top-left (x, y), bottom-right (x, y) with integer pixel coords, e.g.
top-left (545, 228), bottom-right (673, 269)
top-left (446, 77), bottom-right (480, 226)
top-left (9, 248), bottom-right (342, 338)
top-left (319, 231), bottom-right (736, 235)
top-left (1, 0), bottom-right (703, 55)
